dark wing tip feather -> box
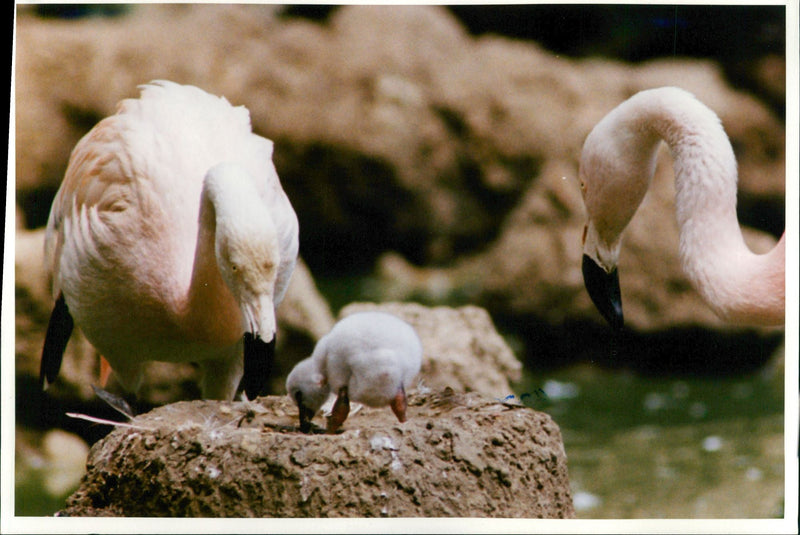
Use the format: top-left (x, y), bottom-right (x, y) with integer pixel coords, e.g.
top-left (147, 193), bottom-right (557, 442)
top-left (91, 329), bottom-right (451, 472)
top-left (40, 294), bottom-right (74, 390)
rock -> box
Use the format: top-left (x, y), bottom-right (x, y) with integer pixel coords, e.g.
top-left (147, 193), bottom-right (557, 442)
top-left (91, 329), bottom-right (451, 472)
top-left (339, 302), bottom-right (522, 397)
top-left (41, 430), bottom-right (91, 497)
top-left (59, 390), bottom-right (574, 517)
top-left (15, 428), bottom-right (90, 502)
top-left (14, 4), bottom-right (784, 333)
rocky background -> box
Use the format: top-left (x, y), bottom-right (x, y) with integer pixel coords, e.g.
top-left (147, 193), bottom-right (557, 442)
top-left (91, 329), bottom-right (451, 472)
top-left (12, 3), bottom-right (786, 520)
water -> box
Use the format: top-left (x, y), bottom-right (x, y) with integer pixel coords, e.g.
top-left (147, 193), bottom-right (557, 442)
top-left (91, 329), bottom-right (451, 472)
top-left (515, 359), bottom-right (785, 518)
top-left (14, 467), bottom-right (76, 517)
top-left (517, 362), bottom-right (783, 437)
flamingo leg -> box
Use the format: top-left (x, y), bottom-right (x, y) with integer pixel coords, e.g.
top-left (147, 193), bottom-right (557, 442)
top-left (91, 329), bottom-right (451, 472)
top-left (389, 384), bottom-right (408, 423)
top-left (327, 386), bottom-right (350, 433)
top-left (99, 356), bottom-right (113, 388)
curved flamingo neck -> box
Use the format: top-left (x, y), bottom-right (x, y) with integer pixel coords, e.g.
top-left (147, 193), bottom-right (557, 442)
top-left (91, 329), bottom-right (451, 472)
top-left (182, 179), bottom-right (243, 345)
top-left (585, 87), bottom-right (785, 326)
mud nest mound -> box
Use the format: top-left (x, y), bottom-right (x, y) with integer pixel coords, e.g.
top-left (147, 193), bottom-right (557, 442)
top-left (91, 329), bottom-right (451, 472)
top-left (60, 388), bottom-right (574, 518)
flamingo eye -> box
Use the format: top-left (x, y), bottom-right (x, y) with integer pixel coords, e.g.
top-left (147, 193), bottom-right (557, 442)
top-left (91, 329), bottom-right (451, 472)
top-left (231, 264), bottom-right (238, 272)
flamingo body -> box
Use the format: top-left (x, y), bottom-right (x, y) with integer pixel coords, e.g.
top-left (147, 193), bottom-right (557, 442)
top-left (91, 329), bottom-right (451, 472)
top-left (41, 80), bottom-right (299, 400)
top-left (580, 87), bottom-right (785, 328)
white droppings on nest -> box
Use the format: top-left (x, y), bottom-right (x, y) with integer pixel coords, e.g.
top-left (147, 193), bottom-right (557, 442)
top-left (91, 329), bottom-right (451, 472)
top-left (175, 421), bottom-right (204, 432)
top-left (415, 379), bottom-right (431, 395)
top-left (369, 434), bottom-right (403, 471)
top-left (369, 435), bottom-right (396, 452)
top-left (122, 432), bottom-right (141, 444)
top-left (390, 456), bottom-right (403, 472)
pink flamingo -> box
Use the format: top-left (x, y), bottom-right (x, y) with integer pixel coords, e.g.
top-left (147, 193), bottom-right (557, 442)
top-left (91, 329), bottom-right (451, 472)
top-left (40, 80), bottom-right (299, 400)
top-left (579, 87), bottom-right (785, 329)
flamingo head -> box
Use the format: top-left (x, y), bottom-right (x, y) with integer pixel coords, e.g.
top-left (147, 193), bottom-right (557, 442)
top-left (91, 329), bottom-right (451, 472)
top-left (581, 221), bottom-right (624, 330)
top-left (286, 357), bottom-right (330, 433)
top-left (206, 162), bottom-right (282, 398)
top-left (577, 97), bottom-right (662, 331)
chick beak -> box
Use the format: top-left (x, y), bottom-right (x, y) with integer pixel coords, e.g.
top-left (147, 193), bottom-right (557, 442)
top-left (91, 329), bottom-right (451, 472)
top-left (242, 332), bottom-right (275, 400)
top-left (582, 254), bottom-right (624, 330)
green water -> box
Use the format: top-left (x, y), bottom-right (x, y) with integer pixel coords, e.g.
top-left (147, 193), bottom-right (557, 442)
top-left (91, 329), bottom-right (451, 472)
top-left (14, 468), bottom-right (75, 517)
top-left (516, 362), bottom-right (783, 436)
top-left (516, 359), bottom-right (786, 518)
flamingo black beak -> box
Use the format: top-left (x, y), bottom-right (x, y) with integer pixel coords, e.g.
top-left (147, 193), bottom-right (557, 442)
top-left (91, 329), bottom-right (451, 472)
top-left (295, 392), bottom-right (315, 433)
top-left (582, 254), bottom-right (624, 330)
top-left (242, 332), bottom-right (275, 400)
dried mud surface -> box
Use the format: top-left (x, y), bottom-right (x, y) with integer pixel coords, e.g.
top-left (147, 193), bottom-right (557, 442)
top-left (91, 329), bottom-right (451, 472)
top-left (60, 389), bottom-right (574, 518)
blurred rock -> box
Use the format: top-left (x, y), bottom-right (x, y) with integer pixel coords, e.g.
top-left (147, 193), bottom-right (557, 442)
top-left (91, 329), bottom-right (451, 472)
top-left (60, 390), bottom-right (574, 517)
top-left (448, 4), bottom-right (786, 115)
top-left (339, 302), bottom-right (522, 396)
top-left (14, 4), bottom-right (784, 336)
top-left (15, 428), bottom-right (89, 501)
top-left (368, 58), bottom-right (786, 331)
top-left (41, 430), bottom-right (91, 496)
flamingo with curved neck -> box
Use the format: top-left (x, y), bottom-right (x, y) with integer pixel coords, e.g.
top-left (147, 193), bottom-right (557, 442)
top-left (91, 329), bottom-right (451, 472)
top-left (580, 87), bottom-right (785, 329)
top-left (40, 80), bottom-right (299, 400)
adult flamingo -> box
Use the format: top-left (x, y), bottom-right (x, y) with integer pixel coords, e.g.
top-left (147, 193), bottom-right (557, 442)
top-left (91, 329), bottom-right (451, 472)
top-left (40, 80), bottom-right (299, 400)
top-left (579, 87), bottom-right (785, 330)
